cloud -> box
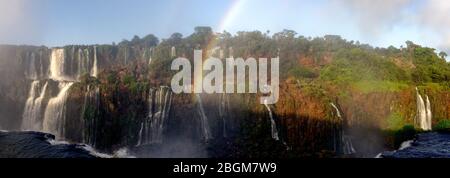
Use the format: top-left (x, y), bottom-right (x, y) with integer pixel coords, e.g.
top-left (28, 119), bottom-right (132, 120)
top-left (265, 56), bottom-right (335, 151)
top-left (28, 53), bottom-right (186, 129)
top-left (418, 0), bottom-right (450, 53)
top-left (329, 0), bottom-right (450, 55)
top-left (332, 0), bottom-right (412, 37)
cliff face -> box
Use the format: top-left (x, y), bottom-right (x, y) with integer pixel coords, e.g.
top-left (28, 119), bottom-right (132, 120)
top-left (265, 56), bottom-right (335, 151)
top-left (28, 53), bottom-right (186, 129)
top-left (0, 43), bottom-right (449, 157)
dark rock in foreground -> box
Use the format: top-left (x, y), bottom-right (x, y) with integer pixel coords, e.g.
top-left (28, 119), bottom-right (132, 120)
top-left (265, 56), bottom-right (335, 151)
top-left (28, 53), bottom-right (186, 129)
top-left (381, 132), bottom-right (450, 158)
top-left (0, 131), bottom-right (98, 158)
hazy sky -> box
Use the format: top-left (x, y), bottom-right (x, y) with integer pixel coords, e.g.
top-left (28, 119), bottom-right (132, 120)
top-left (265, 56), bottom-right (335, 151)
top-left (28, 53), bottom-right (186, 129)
top-left (0, 0), bottom-right (449, 54)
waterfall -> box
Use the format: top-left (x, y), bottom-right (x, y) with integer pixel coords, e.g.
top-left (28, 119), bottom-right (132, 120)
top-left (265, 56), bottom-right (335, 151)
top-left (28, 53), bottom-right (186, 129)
top-left (416, 88), bottom-right (432, 131)
top-left (21, 81), bottom-right (48, 131)
top-left (77, 49), bottom-right (83, 78)
top-left (148, 48), bottom-right (153, 65)
top-left (49, 48), bottom-right (70, 81)
top-left (426, 95), bottom-right (432, 130)
top-left (39, 51), bottom-right (44, 79)
top-left (218, 93), bottom-right (229, 137)
top-left (229, 47), bottom-right (234, 58)
top-left (42, 82), bottom-right (74, 139)
top-left (196, 94), bottom-right (212, 140)
top-left (330, 103), bottom-right (356, 155)
top-left (90, 46), bottom-right (98, 77)
top-left (330, 103), bottom-right (342, 119)
top-left (26, 52), bottom-right (38, 80)
top-left (137, 86), bottom-right (173, 145)
top-left (81, 85), bottom-right (100, 146)
top-left (342, 135), bottom-right (356, 155)
top-left (77, 48), bottom-right (90, 79)
top-left (84, 48), bottom-right (90, 76)
top-left (263, 99), bottom-right (279, 141)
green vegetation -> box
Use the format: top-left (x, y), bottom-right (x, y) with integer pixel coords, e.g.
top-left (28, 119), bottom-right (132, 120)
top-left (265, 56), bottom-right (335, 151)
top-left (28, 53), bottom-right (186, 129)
top-left (386, 112), bottom-right (407, 131)
top-left (288, 66), bottom-right (317, 79)
top-left (112, 27), bottom-right (449, 91)
top-left (409, 45), bottom-right (450, 84)
top-left (320, 48), bottom-right (410, 84)
top-left (353, 81), bottom-right (409, 93)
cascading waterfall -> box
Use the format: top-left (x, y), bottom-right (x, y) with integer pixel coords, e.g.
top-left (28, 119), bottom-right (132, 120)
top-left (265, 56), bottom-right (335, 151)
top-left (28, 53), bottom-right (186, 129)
top-left (416, 88), bottom-right (432, 131)
top-left (81, 85), bottom-right (100, 146)
top-left (264, 99), bottom-right (279, 141)
top-left (42, 47), bottom-right (100, 139)
top-left (137, 86), bottom-right (173, 145)
top-left (21, 81), bottom-right (48, 131)
top-left (42, 82), bottom-right (74, 139)
top-left (196, 94), bottom-right (212, 140)
top-left (80, 85), bottom-right (100, 146)
top-left (330, 103), bottom-right (356, 155)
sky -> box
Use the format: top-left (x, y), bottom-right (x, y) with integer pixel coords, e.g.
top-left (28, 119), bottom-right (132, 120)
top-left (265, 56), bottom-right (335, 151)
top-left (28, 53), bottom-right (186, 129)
top-left (0, 0), bottom-right (449, 54)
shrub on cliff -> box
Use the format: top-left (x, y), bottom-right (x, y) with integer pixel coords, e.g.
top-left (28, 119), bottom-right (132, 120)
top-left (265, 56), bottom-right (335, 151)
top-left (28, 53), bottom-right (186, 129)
top-left (433, 120), bottom-right (450, 132)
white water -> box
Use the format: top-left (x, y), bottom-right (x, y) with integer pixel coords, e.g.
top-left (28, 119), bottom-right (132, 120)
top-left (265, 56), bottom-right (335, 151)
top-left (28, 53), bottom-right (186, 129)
top-left (196, 94), bottom-right (212, 140)
top-left (375, 153), bottom-right (383, 158)
top-left (416, 88), bottom-right (432, 130)
top-left (399, 140), bottom-right (414, 150)
top-left (81, 145), bottom-right (113, 158)
top-left (42, 82), bottom-right (74, 139)
top-left (112, 148), bottom-right (136, 158)
top-left (22, 81), bottom-right (48, 131)
top-left (264, 99), bottom-right (279, 141)
top-left (137, 87), bottom-right (173, 145)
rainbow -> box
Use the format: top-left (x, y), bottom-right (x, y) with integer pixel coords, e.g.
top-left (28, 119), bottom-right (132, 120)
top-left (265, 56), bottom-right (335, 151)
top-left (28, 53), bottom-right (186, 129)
top-left (204, 0), bottom-right (246, 56)
top-left (195, 0), bottom-right (246, 90)
top-left (217, 0), bottom-right (246, 33)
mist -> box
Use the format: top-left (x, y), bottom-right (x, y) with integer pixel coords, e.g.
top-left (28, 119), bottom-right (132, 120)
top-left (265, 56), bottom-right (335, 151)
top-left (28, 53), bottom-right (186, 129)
top-left (0, 0), bottom-right (46, 46)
